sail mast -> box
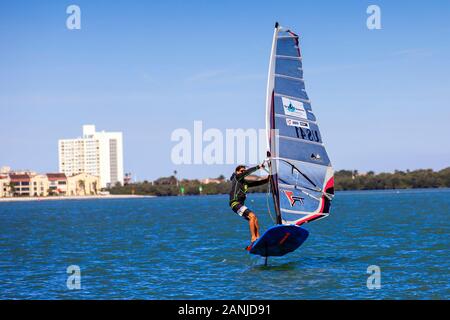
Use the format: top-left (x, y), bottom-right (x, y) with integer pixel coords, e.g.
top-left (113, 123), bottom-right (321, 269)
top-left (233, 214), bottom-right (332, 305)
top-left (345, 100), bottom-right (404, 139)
top-left (266, 22), bottom-right (282, 225)
top-left (265, 22), bottom-right (279, 151)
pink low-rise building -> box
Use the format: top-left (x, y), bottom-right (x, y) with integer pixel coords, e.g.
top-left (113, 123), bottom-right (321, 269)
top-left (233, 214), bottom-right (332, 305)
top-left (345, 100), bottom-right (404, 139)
top-left (46, 173), bottom-right (68, 195)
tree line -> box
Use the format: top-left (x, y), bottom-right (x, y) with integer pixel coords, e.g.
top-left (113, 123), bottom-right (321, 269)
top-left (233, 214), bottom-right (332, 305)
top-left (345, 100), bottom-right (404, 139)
top-left (108, 167), bottom-right (450, 196)
top-left (335, 168), bottom-right (450, 190)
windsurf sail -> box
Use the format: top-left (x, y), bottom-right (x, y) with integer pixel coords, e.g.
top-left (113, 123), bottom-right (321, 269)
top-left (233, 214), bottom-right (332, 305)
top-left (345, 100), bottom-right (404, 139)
top-left (266, 22), bottom-right (334, 226)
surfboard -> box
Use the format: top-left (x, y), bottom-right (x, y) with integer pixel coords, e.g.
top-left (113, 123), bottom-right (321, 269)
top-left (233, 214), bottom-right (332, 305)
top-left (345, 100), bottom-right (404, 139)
top-left (249, 225), bottom-right (309, 257)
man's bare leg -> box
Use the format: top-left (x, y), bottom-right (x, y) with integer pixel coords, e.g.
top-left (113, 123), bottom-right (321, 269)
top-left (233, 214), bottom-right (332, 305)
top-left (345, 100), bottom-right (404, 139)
top-left (248, 212), bottom-right (259, 243)
top-left (254, 215), bottom-right (260, 239)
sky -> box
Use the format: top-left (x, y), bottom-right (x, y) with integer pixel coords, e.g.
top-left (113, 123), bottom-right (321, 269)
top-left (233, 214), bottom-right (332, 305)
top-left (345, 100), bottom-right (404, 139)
top-left (1, 0), bottom-right (449, 181)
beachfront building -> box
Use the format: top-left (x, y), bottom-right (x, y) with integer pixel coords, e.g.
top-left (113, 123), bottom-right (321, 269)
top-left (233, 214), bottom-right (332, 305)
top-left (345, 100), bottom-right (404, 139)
top-left (199, 178), bottom-right (224, 184)
top-left (9, 173), bottom-right (32, 197)
top-left (30, 174), bottom-right (49, 197)
top-left (46, 173), bottom-right (67, 196)
top-left (67, 173), bottom-right (100, 196)
top-left (0, 171), bottom-right (101, 198)
top-left (0, 174), bottom-right (10, 197)
top-left (0, 166), bottom-right (11, 174)
top-left (58, 125), bottom-right (124, 188)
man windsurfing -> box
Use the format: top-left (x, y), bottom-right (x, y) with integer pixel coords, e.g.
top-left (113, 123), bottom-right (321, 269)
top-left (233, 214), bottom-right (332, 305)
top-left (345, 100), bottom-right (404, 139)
top-left (229, 162), bottom-right (269, 250)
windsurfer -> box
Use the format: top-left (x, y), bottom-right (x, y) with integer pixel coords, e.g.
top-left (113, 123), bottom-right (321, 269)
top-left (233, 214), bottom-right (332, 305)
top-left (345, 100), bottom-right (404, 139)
top-left (229, 162), bottom-right (269, 250)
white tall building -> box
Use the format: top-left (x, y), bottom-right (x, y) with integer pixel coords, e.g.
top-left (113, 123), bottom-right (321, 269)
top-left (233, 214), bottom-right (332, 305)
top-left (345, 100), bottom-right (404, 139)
top-left (59, 125), bottom-right (124, 188)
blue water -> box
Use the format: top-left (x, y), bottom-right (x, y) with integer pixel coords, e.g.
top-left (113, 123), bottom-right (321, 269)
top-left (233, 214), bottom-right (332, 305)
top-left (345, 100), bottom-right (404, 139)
top-left (0, 189), bottom-right (449, 299)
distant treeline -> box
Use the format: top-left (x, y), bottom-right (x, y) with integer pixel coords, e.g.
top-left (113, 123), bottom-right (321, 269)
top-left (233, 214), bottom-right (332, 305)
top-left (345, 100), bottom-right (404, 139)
top-left (334, 168), bottom-right (450, 190)
top-left (108, 168), bottom-right (450, 196)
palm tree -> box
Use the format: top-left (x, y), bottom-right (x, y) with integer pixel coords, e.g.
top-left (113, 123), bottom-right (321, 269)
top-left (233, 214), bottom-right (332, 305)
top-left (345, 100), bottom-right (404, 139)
top-left (92, 181), bottom-right (98, 195)
top-left (174, 170), bottom-right (179, 187)
top-left (8, 182), bottom-right (15, 197)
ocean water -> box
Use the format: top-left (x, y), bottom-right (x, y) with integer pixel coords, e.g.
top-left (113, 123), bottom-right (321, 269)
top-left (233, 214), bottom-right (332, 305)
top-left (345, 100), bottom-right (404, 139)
top-left (0, 189), bottom-right (449, 300)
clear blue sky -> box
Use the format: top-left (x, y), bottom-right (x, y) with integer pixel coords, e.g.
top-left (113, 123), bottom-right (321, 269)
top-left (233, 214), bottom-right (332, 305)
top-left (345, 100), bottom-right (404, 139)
top-left (1, 0), bottom-right (449, 181)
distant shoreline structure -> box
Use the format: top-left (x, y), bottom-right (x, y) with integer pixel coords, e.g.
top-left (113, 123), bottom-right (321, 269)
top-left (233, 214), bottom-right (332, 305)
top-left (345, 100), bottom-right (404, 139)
top-left (107, 168), bottom-right (450, 196)
top-left (0, 194), bottom-right (155, 203)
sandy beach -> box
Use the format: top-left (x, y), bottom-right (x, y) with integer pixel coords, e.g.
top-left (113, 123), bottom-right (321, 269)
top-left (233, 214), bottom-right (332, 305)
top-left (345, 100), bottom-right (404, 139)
top-left (0, 195), bottom-right (155, 203)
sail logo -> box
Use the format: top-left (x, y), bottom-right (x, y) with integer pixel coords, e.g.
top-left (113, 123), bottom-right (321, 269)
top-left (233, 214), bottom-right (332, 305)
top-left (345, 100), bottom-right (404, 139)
top-left (282, 97), bottom-right (307, 119)
top-left (286, 118), bottom-right (310, 129)
top-left (284, 190), bottom-right (304, 206)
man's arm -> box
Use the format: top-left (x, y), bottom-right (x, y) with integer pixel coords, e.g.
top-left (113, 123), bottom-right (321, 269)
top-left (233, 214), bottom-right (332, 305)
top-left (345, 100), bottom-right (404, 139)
top-left (235, 165), bottom-right (260, 181)
top-left (246, 176), bottom-right (270, 187)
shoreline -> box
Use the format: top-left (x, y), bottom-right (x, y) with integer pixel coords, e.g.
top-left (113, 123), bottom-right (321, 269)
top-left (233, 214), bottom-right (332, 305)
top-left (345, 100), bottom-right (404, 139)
top-left (1, 187), bottom-right (448, 202)
top-left (0, 194), bottom-right (156, 203)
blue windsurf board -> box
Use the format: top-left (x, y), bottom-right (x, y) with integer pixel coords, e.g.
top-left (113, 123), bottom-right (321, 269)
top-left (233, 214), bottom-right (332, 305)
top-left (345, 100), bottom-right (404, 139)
top-left (249, 225), bottom-right (309, 257)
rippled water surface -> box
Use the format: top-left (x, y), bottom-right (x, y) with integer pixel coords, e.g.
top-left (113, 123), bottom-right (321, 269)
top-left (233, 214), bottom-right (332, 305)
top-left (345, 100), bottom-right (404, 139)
top-left (0, 189), bottom-right (449, 299)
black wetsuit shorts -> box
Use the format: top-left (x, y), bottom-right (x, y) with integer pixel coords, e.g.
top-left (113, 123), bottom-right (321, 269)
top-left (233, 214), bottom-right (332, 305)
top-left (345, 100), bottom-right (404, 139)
top-left (231, 202), bottom-right (252, 221)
